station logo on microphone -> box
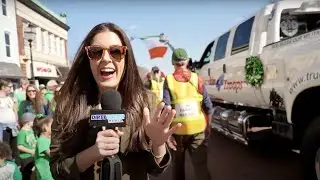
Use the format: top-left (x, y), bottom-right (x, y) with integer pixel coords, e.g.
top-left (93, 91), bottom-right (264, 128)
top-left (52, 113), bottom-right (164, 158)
top-left (90, 114), bottom-right (125, 123)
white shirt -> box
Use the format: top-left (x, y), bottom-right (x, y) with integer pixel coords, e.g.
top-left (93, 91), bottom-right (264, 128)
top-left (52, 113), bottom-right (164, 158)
top-left (0, 96), bottom-right (17, 124)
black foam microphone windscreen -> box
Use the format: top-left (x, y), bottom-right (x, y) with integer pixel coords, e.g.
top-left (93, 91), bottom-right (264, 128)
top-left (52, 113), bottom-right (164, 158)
top-left (101, 90), bottom-right (122, 110)
top-left (98, 90), bottom-right (123, 180)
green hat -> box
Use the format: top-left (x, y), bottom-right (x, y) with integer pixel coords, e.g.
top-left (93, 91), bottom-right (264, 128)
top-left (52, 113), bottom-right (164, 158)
top-left (172, 48), bottom-right (189, 62)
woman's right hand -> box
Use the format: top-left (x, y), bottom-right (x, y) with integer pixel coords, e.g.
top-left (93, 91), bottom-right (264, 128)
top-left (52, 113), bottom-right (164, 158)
top-left (94, 128), bottom-right (124, 159)
top-left (75, 128), bottom-right (124, 172)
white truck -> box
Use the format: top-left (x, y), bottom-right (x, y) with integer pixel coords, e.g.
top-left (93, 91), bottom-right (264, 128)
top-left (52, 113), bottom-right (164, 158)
top-left (192, 0), bottom-right (320, 179)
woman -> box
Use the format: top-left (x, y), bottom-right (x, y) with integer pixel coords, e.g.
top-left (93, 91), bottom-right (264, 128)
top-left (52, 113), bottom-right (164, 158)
top-left (50, 22), bottom-right (181, 180)
top-left (18, 84), bottom-right (46, 119)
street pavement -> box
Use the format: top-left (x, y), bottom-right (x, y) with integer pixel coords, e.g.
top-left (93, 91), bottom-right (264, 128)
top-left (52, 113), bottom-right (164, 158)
top-left (149, 131), bottom-right (303, 180)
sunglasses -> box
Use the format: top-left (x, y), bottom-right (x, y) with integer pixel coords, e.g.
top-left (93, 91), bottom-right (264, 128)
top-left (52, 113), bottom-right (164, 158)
top-left (85, 45), bottom-right (127, 61)
top-left (27, 90), bottom-right (36, 93)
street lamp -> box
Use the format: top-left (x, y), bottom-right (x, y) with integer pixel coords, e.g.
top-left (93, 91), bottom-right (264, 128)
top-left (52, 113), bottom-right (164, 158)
top-left (24, 23), bottom-right (36, 84)
top-left (28, 39), bottom-right (35, 83)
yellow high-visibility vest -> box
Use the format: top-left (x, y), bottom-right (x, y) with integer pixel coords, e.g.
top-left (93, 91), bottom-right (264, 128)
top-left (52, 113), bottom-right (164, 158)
top-left (166, 73), bottom-right (206, 135)
top-left (150, 79), bottom-right (164, 104)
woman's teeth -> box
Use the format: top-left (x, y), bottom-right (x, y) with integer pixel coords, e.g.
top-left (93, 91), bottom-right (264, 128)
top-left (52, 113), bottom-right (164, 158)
top-left (100, 69), bottom-right (115, 75)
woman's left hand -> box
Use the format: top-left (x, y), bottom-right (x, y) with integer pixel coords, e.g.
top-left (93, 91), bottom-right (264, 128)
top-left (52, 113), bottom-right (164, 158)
top-left (143, 102), bottom-right (182, 147)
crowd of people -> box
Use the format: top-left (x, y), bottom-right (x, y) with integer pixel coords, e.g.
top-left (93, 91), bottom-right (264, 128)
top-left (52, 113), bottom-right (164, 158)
top-left (0, 78), bottom-right (62, 180)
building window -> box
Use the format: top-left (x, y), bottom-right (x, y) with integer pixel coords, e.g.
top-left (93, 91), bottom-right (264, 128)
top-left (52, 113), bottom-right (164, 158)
top-left (52, 35), bottom-right (56, 54)
top-left (1, 0), bottom-right (7, 16)
top-left (4, 32), bottom-right (10, 57)
top-left (60, 40), bottom-right (65, 57)
top-left (41, 29), bottom-right (45, 52)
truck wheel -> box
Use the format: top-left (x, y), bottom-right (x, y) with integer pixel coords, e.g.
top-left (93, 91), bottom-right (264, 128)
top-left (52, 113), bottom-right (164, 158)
top-left (301, 117), bottom-right (320, 180)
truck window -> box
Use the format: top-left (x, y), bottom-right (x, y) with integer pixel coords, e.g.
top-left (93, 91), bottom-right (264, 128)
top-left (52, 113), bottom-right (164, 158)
top-left (199, 41), bottom-right (215, 64)
top-left (214, 31), bottom-right (230, 61)
top-left (280, 8), bottom-right (320, 40)
top-left (231, 16), bottom-right (255, 55)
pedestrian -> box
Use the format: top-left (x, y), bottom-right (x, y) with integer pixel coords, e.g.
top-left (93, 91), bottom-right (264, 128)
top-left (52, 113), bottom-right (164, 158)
top-left (163, 48), bottom-right (213, 180)
top-left (16, 112), bottom-right (37, 180)
top-left (18, 85), bottom-right (46, 120)
top-left (14, 78), bottom-right (29, 108)
top-left (0, 79), bottom-right (19, 159)
top-left (38, 84), bottom-right (46, 96)
top-left (44, 80), bottom-right (58, 103)
top-left (144, 66), bottom-right (165, 104)
top-left (50, 22), bottom-right (181, 180)
top-left (0, 141), bottom-right (22, 180)
top-left (33, 114), bottom-right (53, 180)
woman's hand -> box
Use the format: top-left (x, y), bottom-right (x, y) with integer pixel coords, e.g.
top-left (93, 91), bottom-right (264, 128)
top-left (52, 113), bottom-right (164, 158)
top-left (94, 128), bottom-right (124, 158)
top-left (76, 128), bottom-right (124, 172)
top-left (143, 102), bottom-right (181, 148)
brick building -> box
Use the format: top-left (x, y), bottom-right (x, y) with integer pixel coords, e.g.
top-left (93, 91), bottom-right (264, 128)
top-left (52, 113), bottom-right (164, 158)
top-left (16, 0), bottom-right (70, 85)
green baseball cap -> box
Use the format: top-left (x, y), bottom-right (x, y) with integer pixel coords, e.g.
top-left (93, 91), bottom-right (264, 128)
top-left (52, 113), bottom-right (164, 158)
top-left (172, 48), bottom-right (189, 62)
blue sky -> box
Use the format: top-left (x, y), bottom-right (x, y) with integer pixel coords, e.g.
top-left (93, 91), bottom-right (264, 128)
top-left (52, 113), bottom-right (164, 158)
top-left (41, 0), bottom-right (269, 74)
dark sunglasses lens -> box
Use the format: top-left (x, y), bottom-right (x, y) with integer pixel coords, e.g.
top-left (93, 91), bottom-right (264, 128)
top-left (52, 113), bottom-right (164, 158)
top-left (28, 90), bottom-right (36, 93)
top-left (88, 46), bottom-right (103, 60)
top-left (109, 46), bottom-right (124, 60)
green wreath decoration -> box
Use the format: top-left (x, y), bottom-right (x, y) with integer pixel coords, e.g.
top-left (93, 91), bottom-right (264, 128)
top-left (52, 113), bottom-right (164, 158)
top-left (245, 56), bottom-right (264, 87)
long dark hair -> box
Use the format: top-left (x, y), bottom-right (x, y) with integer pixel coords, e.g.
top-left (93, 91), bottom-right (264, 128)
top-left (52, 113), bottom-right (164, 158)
top-left (54, 23), bottom-right (150, 139)
top-left (26, 84), bottom-right (43, 114)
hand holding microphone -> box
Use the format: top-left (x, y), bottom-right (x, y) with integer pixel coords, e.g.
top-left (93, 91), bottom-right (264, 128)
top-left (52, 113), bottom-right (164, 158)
top-left (94, 128), bottom-right (123, 158)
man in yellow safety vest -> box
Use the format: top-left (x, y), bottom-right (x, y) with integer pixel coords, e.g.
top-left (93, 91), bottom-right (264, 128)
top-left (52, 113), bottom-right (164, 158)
top-left (163, 48), bottom-right (213, 180)
top-left (145, 66), bottom-right (165, 104)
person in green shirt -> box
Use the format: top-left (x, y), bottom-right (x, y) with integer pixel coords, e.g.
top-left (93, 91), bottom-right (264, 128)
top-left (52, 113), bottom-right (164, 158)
top-left (44, 80), bottom-right (58, 103)
top-left (14, 78), bottom-right (29, 108)
top-left (0, 141), bottom-right (22, 180)
top-left (16, 112), bottom-right (37, 180)
top-left (33, 114), bottom-right (53, 180)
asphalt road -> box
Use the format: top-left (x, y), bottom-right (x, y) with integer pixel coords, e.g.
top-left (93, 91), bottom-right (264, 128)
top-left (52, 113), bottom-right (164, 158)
top-left (149, 131), bottom-right (303, 180)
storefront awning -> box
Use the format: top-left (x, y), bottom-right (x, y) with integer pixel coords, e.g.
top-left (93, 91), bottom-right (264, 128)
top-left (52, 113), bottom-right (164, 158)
top-left (56, 66), bottom-right (70, 81)
top-left (0, 62), bottom-right (24, 79)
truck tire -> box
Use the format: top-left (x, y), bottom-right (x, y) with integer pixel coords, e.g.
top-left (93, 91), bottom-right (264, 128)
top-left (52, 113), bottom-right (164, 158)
top-left (301, 117), bottom-right (320, 180)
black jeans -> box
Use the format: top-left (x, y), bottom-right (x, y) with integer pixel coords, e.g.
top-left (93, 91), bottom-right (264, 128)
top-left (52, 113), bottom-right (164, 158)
top-left (2, 127), bottom-right (18, 160)
top-left (20, 157), bottom-right (34, 180)
top-left (171, 132), bottom-right (211, 180)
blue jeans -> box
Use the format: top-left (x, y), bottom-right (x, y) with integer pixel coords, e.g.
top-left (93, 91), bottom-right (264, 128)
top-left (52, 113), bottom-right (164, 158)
top-left (0, 122), bottom-right (18, 141)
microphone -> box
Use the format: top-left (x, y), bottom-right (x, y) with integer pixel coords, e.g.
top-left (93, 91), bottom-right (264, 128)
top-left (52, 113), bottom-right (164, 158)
top-left (89, 90), bottom-right (126, 180)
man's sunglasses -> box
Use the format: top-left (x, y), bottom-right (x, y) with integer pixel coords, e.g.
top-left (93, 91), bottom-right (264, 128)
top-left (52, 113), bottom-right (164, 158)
top-left (85, 45), bottom-right (127, 61)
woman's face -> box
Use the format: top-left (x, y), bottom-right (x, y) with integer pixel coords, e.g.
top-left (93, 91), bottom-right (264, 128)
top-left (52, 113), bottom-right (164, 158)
top-left (26, 87), bottom-right (36, 99)
top-left (88, 31), bottom-right (126, 92)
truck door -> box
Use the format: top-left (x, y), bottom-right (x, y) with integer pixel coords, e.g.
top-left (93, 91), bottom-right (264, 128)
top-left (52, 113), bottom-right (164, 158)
top-left (222, 16), bottom-right (258, 104)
